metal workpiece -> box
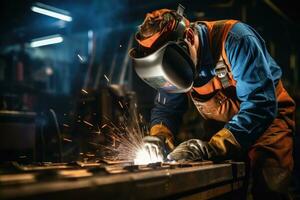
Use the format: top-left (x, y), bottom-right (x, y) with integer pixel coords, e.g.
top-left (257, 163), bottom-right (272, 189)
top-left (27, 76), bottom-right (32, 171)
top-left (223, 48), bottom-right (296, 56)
top-left (0, 161), bottom-right (245, 200)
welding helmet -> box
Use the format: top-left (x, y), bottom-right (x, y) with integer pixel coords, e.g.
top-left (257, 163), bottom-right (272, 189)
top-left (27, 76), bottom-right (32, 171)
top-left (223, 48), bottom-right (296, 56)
top-left (129, 5), bottom-right (196, 93)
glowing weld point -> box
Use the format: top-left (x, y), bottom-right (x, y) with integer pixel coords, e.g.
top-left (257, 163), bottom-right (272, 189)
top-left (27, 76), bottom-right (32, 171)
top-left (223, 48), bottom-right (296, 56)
top-left (133, 148), bottom-right (163, 165)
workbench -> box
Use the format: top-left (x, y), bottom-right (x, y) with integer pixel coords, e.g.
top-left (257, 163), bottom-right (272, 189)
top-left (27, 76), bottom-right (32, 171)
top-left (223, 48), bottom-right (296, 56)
top-left (0, 161), bottom-right (245, 200)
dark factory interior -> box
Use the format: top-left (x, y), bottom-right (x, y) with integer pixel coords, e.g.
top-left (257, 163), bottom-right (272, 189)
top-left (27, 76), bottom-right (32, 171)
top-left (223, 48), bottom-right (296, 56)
top-left (0, 0), bottom-right (299, 199)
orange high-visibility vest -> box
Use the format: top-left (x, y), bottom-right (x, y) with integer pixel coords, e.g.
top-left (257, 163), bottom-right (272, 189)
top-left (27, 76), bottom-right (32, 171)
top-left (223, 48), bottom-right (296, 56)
top-left (190, 20), bottom-right (295, 170)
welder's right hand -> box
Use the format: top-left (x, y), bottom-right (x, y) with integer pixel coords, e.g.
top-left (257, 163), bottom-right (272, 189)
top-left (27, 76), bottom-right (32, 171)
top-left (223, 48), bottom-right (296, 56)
top-left (142, 136), bottom-right (167, 161)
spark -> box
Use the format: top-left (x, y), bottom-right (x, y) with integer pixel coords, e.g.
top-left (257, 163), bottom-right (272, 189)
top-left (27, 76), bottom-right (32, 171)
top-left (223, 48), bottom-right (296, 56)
top-left (118, 101), bottom-right (123, 109)
top-left (63, 138), bottom-right (72, 142)
top-left (104, 74), bottom-right (110, 83)
top-left (77, 54), bottom-right (84, 62)
top-left (163, 97), bottom-right (166, 104)
top-left (158, 92), bottom-right (161, 102)
top-left (85, 153), bottom-right (95, 157)
top-left (89, 142), bottom-right (99, 146)
top-left (112, 136), bottom-right (116, 147)
top-left (83, 120), bottom-right (94, 127)
top-left (139, 113), bottom-right (143, 123)
top-left (81, 89), bottom-right (88, 94)
top-left (119, 44), bottom-right (122, 48)
top-left (91, 124), bottom-right (101, 134)
top-left (63, 124), bottom-right (70, 128)
top-left (101, 124), bottom-right (108, 129)
top-left (19, 155), bottom-right (27, 158)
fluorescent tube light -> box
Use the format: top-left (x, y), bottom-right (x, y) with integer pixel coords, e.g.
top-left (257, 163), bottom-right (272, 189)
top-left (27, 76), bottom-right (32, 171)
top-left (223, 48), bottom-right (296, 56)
top-left (30, 35), bottom-right (63, 48)
top-left (31, 2), bottom-right (72, 22)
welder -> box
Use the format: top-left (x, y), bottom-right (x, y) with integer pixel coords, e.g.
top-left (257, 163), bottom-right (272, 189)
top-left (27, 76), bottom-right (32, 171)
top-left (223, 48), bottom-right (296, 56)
top-left (129, 5), bottom-right (295, 199)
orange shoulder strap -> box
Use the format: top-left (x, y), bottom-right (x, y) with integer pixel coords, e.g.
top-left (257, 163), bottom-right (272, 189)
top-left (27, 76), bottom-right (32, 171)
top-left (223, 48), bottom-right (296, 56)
top-left (193, 20), bottom-right (238, 94)
top-left (200, 20), bottom-right (238, 70)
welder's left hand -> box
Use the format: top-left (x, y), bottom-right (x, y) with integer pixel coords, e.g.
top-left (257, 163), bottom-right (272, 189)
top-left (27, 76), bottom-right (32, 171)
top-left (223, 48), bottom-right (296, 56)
top-left (167, 139), bottom-right (217, 161)
top-left (167, 128), bottom-right (242, 162)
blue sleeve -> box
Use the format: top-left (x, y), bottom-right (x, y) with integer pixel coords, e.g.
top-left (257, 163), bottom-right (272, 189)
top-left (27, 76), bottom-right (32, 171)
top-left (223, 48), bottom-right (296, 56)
top-left (151, 90), bottom-right (188, 134)
top-left (224, 35), bottom-right (277, 149)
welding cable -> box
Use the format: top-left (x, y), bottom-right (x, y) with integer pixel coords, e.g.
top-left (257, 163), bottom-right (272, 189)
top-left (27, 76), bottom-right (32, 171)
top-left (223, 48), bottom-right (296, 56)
top-left (49, 109), bottom-right (63, 163)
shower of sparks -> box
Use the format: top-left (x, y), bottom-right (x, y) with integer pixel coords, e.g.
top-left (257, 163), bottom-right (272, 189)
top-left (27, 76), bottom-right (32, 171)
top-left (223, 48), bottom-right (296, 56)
top-left (104, 74), bottom-right (110, 83)
top-left (98, 103), bottom-right (162, 165)
top-left (81, 89), bottom-right (88, 94)
top-left (83, 120), bottom-right (94, 127)
top-left (71, 93), bottom-right (161, 165)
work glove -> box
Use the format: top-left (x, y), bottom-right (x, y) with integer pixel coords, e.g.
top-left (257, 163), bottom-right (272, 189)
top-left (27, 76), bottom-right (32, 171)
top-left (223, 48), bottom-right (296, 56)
top-left (142, 135), bottom-right (167, 161)
top-left (142, 124), bottom-right (175, 161)
top-left (167, 139), bottom-right (216, 161)
top-left (167, 128), bottom-right (241, 161)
